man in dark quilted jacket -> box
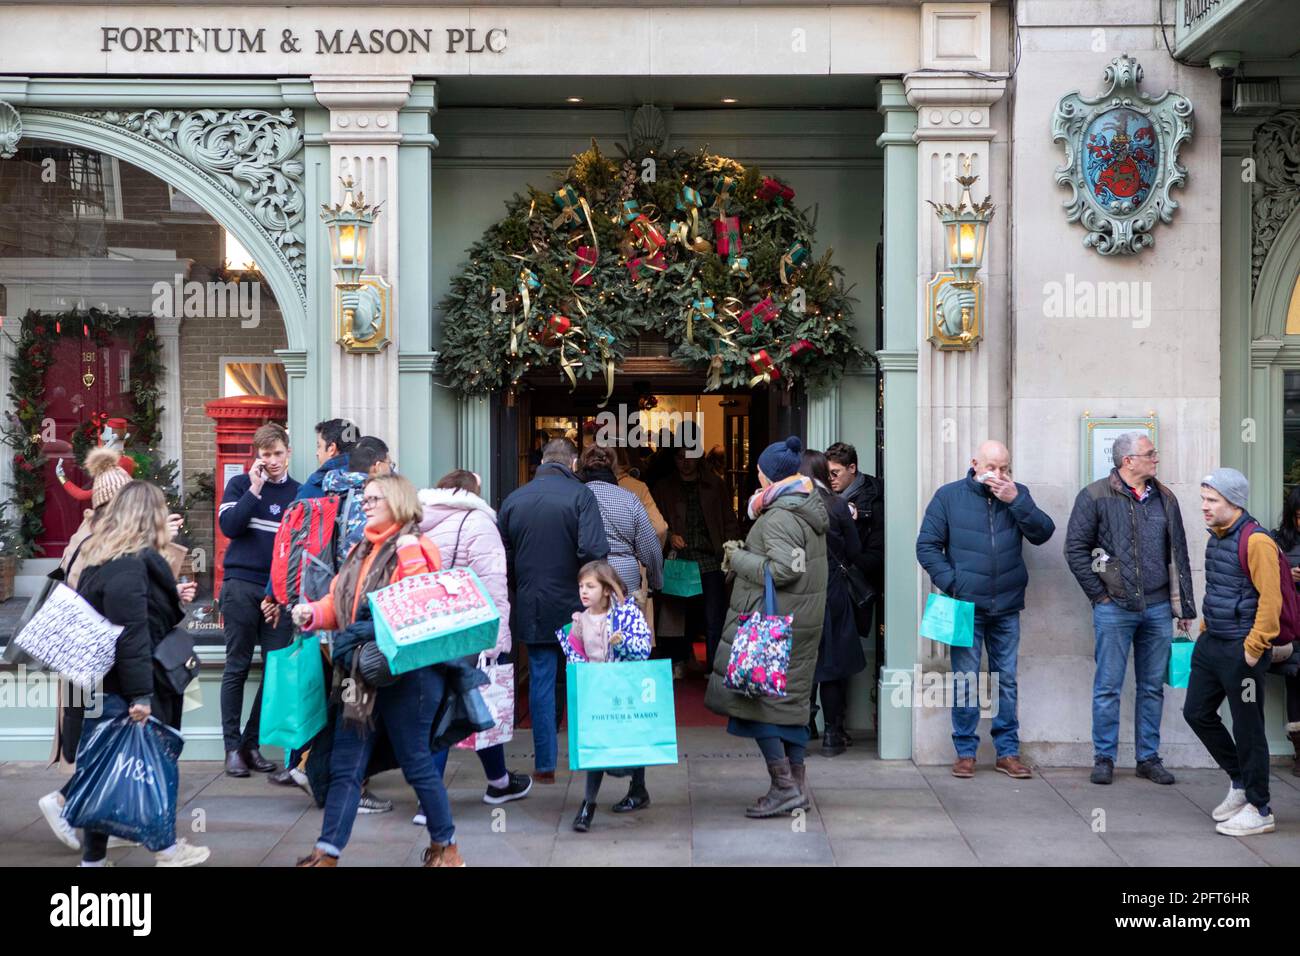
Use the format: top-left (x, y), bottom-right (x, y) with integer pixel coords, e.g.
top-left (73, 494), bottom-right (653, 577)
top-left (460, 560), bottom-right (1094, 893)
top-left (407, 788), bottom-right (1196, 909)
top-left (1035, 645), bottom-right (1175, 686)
top-left (1064, 431), bottom-right (1196, 787)
top-left (916, 440), bottom-right (1055, 781)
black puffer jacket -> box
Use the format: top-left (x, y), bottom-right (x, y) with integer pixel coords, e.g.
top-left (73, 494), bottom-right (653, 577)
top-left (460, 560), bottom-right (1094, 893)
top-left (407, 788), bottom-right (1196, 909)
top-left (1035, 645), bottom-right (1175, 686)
top-left (76, 549), bottom-right (184, 704)
top-left (1064, 469), bottom-right (1196, 619)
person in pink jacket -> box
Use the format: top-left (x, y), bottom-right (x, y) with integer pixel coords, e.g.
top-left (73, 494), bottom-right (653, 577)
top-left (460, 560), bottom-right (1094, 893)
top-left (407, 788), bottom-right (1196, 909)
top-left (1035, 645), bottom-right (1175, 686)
top-left (417, 469), bottom-right (533, 810)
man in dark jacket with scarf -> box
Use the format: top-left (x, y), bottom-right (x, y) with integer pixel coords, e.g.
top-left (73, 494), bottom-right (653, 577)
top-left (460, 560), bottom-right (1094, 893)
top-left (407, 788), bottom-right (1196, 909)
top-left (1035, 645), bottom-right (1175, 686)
top-left (1064, 431), bottom-right (1196, 786)
top-left (916, 440), bottom-right (1055, 780)
top-left (827, 441), bottom-right (885, 636)
top-left (498, 438), bottom-right (609, 782)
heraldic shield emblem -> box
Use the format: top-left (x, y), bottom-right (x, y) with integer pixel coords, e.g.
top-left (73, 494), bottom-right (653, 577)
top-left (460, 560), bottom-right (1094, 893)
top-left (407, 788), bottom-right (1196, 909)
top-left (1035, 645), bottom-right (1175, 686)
top-left (1052, 54), bottom-right (1193, 256)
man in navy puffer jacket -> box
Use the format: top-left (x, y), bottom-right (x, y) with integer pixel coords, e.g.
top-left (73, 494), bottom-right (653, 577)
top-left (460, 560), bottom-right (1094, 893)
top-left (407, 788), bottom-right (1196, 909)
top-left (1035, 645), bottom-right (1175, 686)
top-left (916, 440), bottom-right (1056, 780)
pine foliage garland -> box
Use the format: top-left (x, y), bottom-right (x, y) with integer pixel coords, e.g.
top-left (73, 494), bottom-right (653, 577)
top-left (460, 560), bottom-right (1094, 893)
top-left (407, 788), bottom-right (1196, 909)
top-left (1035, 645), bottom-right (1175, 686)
top-left (440, 142), bottom-right (867, 395)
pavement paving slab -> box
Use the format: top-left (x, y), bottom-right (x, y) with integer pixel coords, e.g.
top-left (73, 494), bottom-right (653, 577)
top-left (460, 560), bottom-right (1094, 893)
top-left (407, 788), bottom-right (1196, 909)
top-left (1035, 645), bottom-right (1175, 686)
top-left (6, 728), bottom-right (1300, 866)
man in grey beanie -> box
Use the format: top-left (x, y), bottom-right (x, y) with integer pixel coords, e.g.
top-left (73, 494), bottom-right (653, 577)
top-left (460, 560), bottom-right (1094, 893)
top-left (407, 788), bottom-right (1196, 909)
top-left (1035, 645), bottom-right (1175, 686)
top-left (1184, 467), bottom-right (1279, 837)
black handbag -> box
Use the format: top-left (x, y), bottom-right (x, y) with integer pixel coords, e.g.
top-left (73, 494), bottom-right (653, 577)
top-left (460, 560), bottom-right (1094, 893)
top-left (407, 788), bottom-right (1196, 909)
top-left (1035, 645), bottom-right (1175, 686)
top-left (153, 626), bottom-right (199, 696)
top-left (838, 559), bottom-right (878, 611)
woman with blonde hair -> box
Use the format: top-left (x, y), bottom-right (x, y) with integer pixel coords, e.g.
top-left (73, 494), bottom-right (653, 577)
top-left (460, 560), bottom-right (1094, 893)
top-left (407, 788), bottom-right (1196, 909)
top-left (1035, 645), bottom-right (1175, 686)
top-left (58, 480), bottom-right (208, 866)
top-left (292, 473), bottom-right (466, 867)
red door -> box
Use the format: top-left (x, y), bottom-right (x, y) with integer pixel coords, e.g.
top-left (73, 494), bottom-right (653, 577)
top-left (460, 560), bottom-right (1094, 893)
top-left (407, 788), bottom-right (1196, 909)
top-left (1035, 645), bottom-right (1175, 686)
top-left (39, 330), bottom-right (136, 557)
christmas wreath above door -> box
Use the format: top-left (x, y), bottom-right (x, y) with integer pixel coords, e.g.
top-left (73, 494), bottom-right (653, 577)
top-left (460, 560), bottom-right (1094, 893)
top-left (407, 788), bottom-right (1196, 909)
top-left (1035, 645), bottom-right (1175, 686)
top-left (439, 142), bottom-right (867, 401)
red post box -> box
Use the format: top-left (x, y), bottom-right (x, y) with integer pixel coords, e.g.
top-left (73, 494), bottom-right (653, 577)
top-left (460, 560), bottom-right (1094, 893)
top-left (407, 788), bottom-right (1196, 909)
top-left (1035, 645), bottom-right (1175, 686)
top-left (204, 396), bottom-right (288, 599)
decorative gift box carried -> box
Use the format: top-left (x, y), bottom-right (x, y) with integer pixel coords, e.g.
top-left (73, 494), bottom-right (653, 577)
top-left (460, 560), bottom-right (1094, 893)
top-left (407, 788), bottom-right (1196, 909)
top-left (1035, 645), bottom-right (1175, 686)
top-left (368, 567), bottom-right (500, 675)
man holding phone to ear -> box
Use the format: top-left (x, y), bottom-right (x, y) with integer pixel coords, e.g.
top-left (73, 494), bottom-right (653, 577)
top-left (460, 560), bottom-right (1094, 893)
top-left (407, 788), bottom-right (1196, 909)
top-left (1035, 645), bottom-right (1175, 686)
top-left (916, 440), bottom-right (1056, 780)
top-left (218, 423), bottom-right (300, 778)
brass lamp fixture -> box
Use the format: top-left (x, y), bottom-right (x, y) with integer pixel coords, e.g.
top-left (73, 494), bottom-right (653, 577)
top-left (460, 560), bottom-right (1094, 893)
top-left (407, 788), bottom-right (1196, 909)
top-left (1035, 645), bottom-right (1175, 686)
top-left (320, 176), bottom-right (391, 352)
top-left (925, 157), bottom-right (995, 350)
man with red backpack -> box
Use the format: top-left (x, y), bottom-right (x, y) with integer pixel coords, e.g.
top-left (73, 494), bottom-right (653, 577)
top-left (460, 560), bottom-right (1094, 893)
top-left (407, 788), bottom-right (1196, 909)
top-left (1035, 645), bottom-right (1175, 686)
top-left (1184, 468), bottom-right (1291, 837)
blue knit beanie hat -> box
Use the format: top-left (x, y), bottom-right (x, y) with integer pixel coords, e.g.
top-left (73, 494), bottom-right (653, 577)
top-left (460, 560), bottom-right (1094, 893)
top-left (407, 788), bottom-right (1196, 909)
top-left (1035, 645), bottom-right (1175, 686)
top-left (758, 435), bottom-right (803, 483)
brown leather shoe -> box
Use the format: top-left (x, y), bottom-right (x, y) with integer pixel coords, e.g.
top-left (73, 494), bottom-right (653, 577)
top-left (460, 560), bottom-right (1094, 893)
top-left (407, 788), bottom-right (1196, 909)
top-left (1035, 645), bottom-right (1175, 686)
top-left (241, 747), bottom-right (276, 773)
top-left (422, 841), bottom-right (467, 867)
top-left (533, 771), bottom-right (556, 784)
top-left (951, 757), bottom-right (976, 778)
top-left (995, 755), bottom-right (1033, 779)
top-left (224, 750), bottom-right (250, 778)
top-left (295, 848), bottom-right (337, 867)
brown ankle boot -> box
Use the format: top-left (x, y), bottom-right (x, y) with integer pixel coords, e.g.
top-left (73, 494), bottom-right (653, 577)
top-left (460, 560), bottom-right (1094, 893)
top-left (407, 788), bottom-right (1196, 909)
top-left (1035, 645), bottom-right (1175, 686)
top-left (295, 848), bottom-right (338, 867)
top-left (789, 761), bottom-right (812, 811)
top-left (745, 759), bottom-right (804, 818)
top-left (1288, 725), bottom-right (1300, 777)
top-left (422, 841), bottom-right (467, 867)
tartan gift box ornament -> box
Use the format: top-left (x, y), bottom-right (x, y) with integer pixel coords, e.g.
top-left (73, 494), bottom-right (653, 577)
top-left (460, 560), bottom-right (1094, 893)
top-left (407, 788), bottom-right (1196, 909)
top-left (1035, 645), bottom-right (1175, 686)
top-left (546, 314), bottom-right (572, 337)
top-left (713, 216), bottom-right (743, 259)
top-left (748, 348), bottom-right (780, 385)
top-left (629, 215), bottom-right (666, 252)
top-left (571, 246), bottom-right (598, 287)
top-left (626, 250), bottom-right (667, 281)
top-left (621, 199), bottom-right (641, 224)
top-left (676, 186), bottom-right (703, 212)
top-left (789, 338), bottom-right (817, 358)
top-left (738, 295), bottom-right (779, 333)
top-left (711, 175), bottom-right (737, 212)
top-left (780, 240), bottom-right (810, 283)
top-left (552, 184), bottom-right (588, 226)
top-left (758, 176), bottom-right (796, 204)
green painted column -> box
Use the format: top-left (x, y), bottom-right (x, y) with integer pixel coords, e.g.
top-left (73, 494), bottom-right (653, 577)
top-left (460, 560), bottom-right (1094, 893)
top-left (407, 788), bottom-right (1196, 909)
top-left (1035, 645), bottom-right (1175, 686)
top-left (296, 106), bottom-right (335, 481)
top-left (396, 82), bottom-right (442, 489)
top-left (1221, 116), bottom-right (1259, 480)
top-left (875, 79), bottom-right (919, 760)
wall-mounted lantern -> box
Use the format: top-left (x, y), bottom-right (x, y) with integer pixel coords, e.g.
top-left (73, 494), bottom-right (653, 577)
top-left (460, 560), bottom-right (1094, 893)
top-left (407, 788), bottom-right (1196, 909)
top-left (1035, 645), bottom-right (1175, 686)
top-left (320, 176), bottom-right (390, 353)
top-left (926, 157), bottom-right (995, 350)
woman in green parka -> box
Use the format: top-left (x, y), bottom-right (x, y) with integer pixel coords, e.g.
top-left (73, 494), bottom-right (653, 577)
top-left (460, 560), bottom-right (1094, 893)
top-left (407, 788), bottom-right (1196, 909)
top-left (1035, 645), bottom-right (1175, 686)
top-left (704, 436), bottom-right (828, 818)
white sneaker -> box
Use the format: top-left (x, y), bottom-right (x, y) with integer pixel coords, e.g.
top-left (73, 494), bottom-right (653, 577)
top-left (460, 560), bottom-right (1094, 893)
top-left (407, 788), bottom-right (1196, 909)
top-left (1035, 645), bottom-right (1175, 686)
top-left (106, 836), bottom-right (140, 849)
top-left (154, 838), bottom-right (211, 867)
top-left (1212, 785), bottom-right (1250, 822)
top-left (1215, 803), bottom-right (1275, 837)
top-left (412, 812), bottom-right (427, 827)
top-left (39, 791), bottom-right (80, 851)
top-left (289, 767), bottom-right (312, 795)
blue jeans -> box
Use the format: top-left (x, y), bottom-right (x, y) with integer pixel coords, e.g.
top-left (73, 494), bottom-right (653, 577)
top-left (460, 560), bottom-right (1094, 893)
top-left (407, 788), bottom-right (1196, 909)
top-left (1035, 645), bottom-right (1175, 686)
top-left (432, 743), bottom-right (508, 782)
top-left (950, 611), bottom-right (1021, 759)
top-left (1091, 599), bottom-right (1171, 763)
top-left (317, 666), bottom-right (454, 854)
top-left (528, 643), bottom-right (561, 774)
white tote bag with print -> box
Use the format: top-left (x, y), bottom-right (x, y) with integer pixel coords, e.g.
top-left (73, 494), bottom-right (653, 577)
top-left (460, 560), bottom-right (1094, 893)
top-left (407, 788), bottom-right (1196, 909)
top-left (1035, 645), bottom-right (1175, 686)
top-left (14, 583), bottom-right (122, 690)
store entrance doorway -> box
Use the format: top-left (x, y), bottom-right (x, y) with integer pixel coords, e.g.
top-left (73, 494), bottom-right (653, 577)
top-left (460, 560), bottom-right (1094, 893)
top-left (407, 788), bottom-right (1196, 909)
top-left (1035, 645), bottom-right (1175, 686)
top-left (503, 358), bottom-right (804, 727)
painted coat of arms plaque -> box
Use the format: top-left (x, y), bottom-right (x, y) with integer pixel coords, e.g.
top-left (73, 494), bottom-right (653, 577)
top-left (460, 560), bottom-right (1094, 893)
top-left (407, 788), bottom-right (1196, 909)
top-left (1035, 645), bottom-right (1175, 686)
top-left (1052, 54), bottom-right (1193, 256)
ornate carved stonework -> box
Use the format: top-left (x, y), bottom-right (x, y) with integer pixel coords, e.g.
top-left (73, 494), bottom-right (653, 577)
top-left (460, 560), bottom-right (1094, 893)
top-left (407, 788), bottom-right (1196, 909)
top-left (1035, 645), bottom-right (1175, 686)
top-left (1052, 54), bottom-right (1194, 256)
top-left (78, 107), bottom-right (306, 298)
top-left (0, 101), bottom-right (20, 158)
top-left (1252, 112), bottom-right (1300, 294)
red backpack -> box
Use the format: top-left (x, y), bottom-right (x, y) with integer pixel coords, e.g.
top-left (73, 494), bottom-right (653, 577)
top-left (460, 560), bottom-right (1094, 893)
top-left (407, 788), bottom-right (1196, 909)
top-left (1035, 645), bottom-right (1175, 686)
top-left (270, 495), bottom-right (348, 606)
top-left (1237, 521), bottom-right (1300, 646)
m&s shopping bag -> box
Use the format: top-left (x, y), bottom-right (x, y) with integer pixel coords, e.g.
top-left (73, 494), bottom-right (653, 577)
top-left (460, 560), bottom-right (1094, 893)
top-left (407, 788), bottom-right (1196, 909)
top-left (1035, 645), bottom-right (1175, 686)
top-left (369, 567), bottom-right (499, 675)
top-left (919, 593), bottom-right (975, 648)
top-left (1166, 636), bottom-right (1194, 689)
top-left (566, 660), bottom-right (678, 771)
top-left (260, 634), bottom-right (328, 751)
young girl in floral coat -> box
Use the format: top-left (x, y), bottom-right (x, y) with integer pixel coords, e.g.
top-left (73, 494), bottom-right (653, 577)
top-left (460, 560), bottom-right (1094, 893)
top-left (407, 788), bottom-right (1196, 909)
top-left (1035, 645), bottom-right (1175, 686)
top-left (558, 560), bottom-right (653, 832)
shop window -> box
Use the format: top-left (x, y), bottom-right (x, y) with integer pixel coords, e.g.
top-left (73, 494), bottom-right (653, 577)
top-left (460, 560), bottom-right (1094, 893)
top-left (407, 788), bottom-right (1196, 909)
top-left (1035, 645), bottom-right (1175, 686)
top-left (68, 152), bottom-right (123, 221)
top-left (1286, 274), bottom-right (1300, 336)
top-left (1286, 370), bottom-right (1300, 490)
top-left (167, 185), bottom-right (206, 216)
top-left (223, 358), bottom-right (287, 400)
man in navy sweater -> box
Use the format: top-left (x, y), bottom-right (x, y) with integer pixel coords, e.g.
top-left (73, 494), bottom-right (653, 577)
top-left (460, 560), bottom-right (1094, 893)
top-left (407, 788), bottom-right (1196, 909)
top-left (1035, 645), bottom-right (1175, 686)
top-left (219, 422), bottom-right (300, 777)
